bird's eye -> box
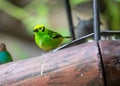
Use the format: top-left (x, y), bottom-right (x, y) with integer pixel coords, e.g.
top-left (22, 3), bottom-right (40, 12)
top-left (39, 27), bottom-right (41, 30)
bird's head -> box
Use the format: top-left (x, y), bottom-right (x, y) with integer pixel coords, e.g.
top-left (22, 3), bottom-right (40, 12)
top-left (33, 24), bottom-right (46, 34)
top-left (0, 43), bottom-right (7, 51)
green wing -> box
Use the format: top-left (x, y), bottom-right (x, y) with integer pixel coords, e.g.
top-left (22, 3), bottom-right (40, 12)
top-left (0, 51), bottom-right (13, 64)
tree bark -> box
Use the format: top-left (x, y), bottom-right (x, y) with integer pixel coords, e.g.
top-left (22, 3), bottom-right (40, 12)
top-left (0, 40), bottom-right (119, 86)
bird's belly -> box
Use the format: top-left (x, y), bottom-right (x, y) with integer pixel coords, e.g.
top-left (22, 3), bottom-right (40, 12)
top-left (40, 38), bottom-right (63, 51)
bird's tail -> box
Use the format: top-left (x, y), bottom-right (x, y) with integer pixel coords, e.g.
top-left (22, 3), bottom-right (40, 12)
top-left (64, 36), bottom-right (71, 38)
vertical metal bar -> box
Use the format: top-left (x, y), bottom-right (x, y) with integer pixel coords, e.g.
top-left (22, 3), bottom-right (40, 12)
top-left (64, 0), bottom-right (75, 40)
top-left (93, 0), bottom-right (107, 86)
top-left (93, 0), bottom-right (101, 41)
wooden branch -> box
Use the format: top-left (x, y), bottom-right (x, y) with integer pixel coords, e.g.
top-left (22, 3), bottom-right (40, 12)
top-left (99, 40), bottom-right (120, 86)
top-left (0, 40), bottom-right (119, 86)
top-left (0, 41), bottom-right (102, 86)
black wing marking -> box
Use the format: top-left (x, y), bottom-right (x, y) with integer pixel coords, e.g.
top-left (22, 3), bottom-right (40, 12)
top-left (47, 30), bottom-right (62, 39)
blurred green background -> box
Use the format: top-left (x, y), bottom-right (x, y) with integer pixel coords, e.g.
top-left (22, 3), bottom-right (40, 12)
top-left (0, 0), bottom-right (120, 61)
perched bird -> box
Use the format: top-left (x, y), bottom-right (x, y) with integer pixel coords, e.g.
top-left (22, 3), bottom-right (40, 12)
top-left (0, 43), bottom-right (13, 64)
top-left (75, 17), bottom-right (94, 38)
top-left (75, 17), bottom-right (102, 38)
top-left (33, 24), bottom-right (70, 51)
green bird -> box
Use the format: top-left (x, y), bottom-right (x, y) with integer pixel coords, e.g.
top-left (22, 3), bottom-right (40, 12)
top-left (0, 43), bottom-right (13, 64)
top-left (33, 24), bottom-right (70, 51)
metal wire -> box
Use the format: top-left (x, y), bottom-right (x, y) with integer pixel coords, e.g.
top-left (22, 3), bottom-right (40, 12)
top-left (64, 0), bottom-right (75, 40)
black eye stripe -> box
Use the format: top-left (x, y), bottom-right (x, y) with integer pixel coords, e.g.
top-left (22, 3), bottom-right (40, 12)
top-left (42, 27), bottom-right (45, 32)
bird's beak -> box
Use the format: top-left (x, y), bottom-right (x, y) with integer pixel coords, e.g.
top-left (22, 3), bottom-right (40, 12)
top-left (33, 29), bottom-right (38, 32)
